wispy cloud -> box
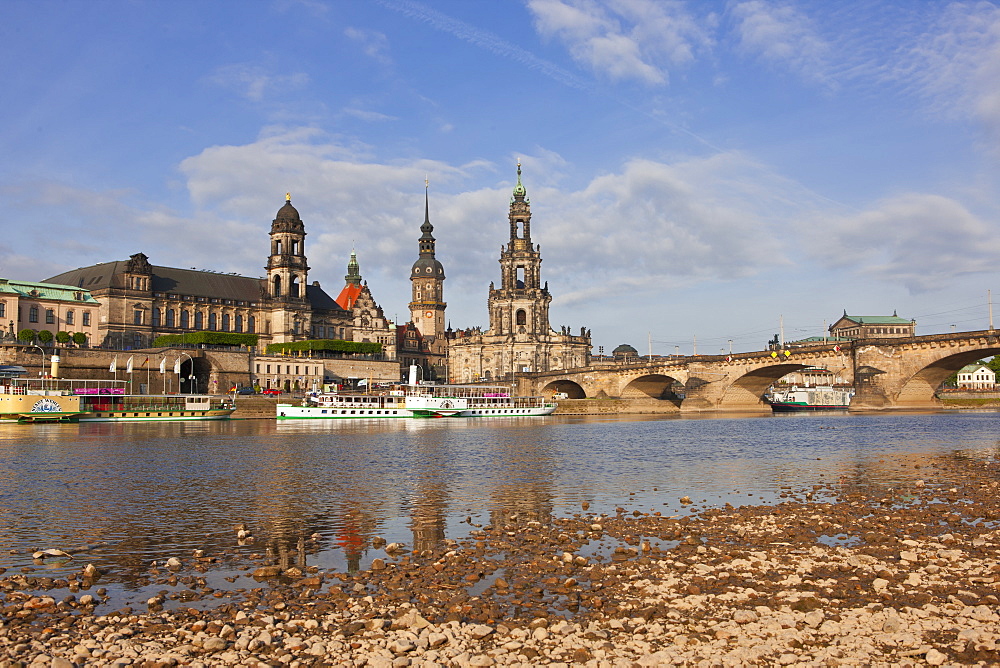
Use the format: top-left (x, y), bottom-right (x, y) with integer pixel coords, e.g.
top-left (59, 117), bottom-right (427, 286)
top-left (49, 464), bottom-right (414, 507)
top-left (805, 192), bottom-right (1000, 293)
top-left (728, 0), bottom-right (834, 87)
top-left (888, 2), bottom-right (1000, 151)
top-left (345, 27), bottom-right (393, 66)
top-left (205, 63), bottom-right (309, 102)
top-left (527, 0), bottom-right (711, 85)
top-left (343, 107), bottom-right (398, 122)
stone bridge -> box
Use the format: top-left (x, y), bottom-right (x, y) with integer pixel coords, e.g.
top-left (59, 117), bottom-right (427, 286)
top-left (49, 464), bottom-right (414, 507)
top-left (514, 330), bottom-right (1000, 413)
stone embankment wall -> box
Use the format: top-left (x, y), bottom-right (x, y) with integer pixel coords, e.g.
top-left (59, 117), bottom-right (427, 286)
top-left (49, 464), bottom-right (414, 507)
top-left (553, 398), bottom-right (680, 414)
top-left (232, 396), bottom-right (282, 419)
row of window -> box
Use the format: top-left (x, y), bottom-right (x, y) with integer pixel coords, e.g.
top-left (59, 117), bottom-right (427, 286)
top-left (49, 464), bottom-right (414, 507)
top-left (255, 364), bottom-right (322, 375)
top-left (14, 304), bottom-right (91, 327)
top-left (143, 308), bottom-right (256, 333)
top-left (153, 293), bottom-right (254, 307)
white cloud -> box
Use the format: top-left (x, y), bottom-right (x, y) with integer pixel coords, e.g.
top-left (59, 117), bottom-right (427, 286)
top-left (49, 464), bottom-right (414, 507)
top-left (344, 27), bottom-right (392, 65)
top-left (890, 2), bottom-right (1000, 150)
top-left (728, 0), bottom-right (833, 87)
top-left (526, 0), bottom-right (711, 85)
top-left (343, 107), bottom-right (398, 122)
top-left (205, 63), bottom-right (309, 102)
top-left (805, 193), bottom-right (1000, 293)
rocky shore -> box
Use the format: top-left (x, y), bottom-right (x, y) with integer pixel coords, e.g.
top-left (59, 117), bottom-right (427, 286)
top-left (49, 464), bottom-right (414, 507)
top-left (2, 453), bottom-right (1000, 666)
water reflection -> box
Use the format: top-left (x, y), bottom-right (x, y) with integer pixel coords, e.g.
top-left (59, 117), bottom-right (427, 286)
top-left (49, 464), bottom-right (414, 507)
top-left (1, 412), bottom-right (999, 586)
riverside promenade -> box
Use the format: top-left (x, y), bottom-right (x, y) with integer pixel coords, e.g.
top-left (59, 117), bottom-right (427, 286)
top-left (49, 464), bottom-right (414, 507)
top-left (1, 450), bottom-right (998, 666)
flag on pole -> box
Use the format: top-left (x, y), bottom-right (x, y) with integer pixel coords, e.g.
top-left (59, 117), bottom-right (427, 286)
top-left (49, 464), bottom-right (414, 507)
top-left (159, 358), bottom-right (166, 374)
top-left (109, 356), bottom-right (117, 373)
top-left (173, 358), bottom-right (181, 374)
top-left (141, 356), bottom-right (149, 367)
top-left (126, 356), bottom-right (134, 373)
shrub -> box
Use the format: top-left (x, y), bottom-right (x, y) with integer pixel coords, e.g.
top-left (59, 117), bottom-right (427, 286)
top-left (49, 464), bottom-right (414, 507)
top-left (36, 330), bottom-right (54, 345)
top-left (72, 332), bottom-right (87, 346)
top-left (265, 339), bottom-right (382, 356)
top-left (55, 331), bottom-right (71, 344)
top-left (17, 329), bottom-right (35, 343)
top-left (153, 331), bottom-right (259, 348)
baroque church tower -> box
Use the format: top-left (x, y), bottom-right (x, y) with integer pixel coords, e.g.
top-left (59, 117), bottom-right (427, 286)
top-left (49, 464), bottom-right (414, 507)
top-left (409, 182), bottom-right (446, 340)
top-left (447, 162), bottom-right (591, 383)
top-left (489, 161), bottom-right (552, 336)
top-left (266, 193), bottom-right (312, 341)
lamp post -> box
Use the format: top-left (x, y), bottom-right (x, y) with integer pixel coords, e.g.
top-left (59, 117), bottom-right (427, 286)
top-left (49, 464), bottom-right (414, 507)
top-left (29, 345), bottom-right (47, 379)
top-left (179, 352), bottom-right (193, 394)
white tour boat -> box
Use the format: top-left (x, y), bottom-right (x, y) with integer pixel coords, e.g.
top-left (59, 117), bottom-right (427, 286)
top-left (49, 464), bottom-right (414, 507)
top-left (766, 385), bottom-right (854, 412)
top-left (276, 367), bottom-right (556, 420)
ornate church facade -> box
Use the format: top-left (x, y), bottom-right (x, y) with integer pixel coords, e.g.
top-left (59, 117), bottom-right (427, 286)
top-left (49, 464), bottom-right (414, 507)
top-left (44, 195), bottom-right (389, 351)
top-left (447, 164), bottom-right (591, 382)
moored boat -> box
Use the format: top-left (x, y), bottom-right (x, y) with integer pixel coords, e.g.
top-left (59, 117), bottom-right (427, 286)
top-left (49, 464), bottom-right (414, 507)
top-left (766, 385), bottom-right (854, 412)
top-left (0, 374), bottom-right (235, 423)
top-left (277, 382), bottom-right (556, 420)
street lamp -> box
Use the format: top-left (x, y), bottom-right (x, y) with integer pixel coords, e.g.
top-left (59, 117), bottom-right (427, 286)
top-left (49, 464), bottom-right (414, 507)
top-left (179, 352), bottom-right (193, 394)
top-left (30, 345), bottom-right (47, 379)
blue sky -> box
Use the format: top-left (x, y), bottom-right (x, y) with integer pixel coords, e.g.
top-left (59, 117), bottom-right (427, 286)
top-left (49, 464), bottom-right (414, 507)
top-left (3, 0), bottom-right (1000, 354)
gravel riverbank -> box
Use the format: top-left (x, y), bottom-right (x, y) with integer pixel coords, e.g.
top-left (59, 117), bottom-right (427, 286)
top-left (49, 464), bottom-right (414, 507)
top-left (2, 452), bottom-right (999, 666)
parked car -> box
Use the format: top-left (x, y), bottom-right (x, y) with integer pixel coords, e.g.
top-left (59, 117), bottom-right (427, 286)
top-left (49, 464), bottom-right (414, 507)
top-left (262, 388), bottom-right (282, 396)
top-left (235, 387), bottom-right (256, 395)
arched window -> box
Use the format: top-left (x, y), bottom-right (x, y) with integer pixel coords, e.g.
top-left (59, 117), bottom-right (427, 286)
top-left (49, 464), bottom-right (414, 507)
top-left (290, 275), bottom-right (300, 299)
top-left (208, 312), bottom-right (217, 330)
top-left (180, 310), bottom-right (189, 329)
top-left (516, 309), bottom-right (527, 326)
top-left (235, 314), bottom-right (243, 332)
top-left (247, 316), bottom-right (255, 333)
top-left (194, 311), bottom-right (204, 330)
top-left (166, 309), bottom-right (175, 327)
top-left (152, 308), bottom-right (161, 327)
top-left (272, 275), bottom-right (282, 297)
top-left (222, 313), bottom-right (230, 331)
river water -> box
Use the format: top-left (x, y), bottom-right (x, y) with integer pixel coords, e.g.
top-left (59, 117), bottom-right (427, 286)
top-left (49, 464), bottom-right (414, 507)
top-left (1, 411), bottom-right (999, 606)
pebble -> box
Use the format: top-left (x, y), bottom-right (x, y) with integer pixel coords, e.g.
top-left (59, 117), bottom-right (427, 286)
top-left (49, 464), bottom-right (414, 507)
top-left (1, 454), bottom-right (999, 667)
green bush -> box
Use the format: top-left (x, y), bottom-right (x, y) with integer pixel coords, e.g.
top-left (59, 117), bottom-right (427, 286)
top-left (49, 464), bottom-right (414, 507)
top-left (72, 332), bottom-right (87, 346)
top-left (153, 331), bottom-right (259, 348)
top-left (36, 330), bottom-right (53, 345)
top-left (17, 329), bottom-right (35, 343)
top-left (265, 339), bottom-right (382, 356)
top-left (55, 331), bottom-right (71, 344)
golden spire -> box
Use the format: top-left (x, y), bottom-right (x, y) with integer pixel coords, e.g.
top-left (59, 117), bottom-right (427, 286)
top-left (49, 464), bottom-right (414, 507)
top-left (285, 192), bottom-right (291, 201)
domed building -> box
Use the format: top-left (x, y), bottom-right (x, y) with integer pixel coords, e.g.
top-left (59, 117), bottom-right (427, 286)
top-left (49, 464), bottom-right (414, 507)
top-left (43, 194), bottom-right (355, 350)
top-left (401, 182), bottom-right (448, 379)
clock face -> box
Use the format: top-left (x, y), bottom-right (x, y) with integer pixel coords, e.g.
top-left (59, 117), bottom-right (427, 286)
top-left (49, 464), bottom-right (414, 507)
top-left (424, 311), bottom-right (433, 318)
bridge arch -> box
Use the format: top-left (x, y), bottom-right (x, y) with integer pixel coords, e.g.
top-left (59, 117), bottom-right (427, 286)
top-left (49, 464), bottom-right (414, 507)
top-left (540, 379), bottom-right (586, 399)
top-left (621, 374), bottom-right (684, 406)
top-left (879, 345), bottom-right (1000, 408)
top-left (701, 363), bottom-right (815, 412)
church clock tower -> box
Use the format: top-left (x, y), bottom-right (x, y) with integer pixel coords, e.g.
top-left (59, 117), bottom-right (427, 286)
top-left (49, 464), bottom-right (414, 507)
top-left (409, 182), bottom-right (446, 339)
top-left (266, 193), bottom-right (311, 341)
top-left (489, 161), bottom-right (552, 336)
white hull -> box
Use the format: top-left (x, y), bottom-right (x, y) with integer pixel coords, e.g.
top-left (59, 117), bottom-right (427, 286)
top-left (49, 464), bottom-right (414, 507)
top-left (277, 382), bottom-right (556, 420)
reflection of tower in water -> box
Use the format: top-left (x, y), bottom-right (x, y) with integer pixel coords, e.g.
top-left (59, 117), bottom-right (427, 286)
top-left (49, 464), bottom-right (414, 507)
top-left (410, 441), bottom-right (449, 552)
top-left (488, 432), bottom-right (555, 527)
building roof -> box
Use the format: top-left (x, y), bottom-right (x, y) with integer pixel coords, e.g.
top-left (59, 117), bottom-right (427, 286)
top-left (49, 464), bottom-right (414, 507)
top-left (839, 313), bottom-right (913, 325)
top-left (0, 278), bottom-right (98, 303)
top-left (335, 283), bottom-right (363, 310)
top-left (43, 262), bottom-right (345, 313)
top-left (958, 363), bottom-right (994, 374)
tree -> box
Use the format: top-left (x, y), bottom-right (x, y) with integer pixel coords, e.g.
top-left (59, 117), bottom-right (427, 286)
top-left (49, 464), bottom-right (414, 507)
top-left (17, 329), bottom-right (35, 343)
top-left (55, 331), bottom-right (71, 345)
top-left (72, 332), bottom-right (87, 346)
top-left (37, 329), bottom-right (53, 345)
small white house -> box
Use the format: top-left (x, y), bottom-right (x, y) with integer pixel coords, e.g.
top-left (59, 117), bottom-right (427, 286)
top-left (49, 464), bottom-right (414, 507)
top-left (956, 364), bottom-right (996, 390)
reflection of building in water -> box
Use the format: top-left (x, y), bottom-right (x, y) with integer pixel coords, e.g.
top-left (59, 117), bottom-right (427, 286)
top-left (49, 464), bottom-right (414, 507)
top-left (488, 436), bottom-right (555, 527)
top-left (410, 441), bottom-right (449, 552)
